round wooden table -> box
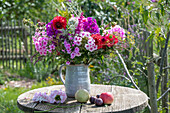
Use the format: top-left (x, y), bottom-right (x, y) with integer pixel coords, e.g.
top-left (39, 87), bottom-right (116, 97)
top-left (17, 84), bottom-right (148, 113)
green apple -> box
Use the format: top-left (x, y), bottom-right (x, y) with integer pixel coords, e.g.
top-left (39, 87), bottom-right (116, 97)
top-left (75, 89), bottom-right (90, 103)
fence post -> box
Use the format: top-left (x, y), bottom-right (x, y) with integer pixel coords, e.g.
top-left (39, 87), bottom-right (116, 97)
top-left (144, 30), bottom-right (158, 113)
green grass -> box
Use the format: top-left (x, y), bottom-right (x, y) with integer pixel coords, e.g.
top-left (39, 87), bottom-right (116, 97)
top-left (0, 81), bottom-right (49, 113)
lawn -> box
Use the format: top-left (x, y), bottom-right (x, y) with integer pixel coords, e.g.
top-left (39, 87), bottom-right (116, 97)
top-left (0, 81), bottom-right (54, 113)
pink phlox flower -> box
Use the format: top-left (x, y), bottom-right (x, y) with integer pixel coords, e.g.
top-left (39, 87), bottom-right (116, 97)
top-left (65, 44), bottom-right (71, 48)
top-left (85, 38), bottom-right (97, 52)
top-left (111, 25), bottom-right (126, 38)
top-left (74, 47), bottom-right (79, 54)
top-left (69, 37), bottom-right (73, 40)
top-left (49, 44), bottom-right (55, 50)
top-left (35, 42), bottom-right (39, 47)
top-left (62, 49), bottom-right (65, 53)
top-left (39, 42), bottom-right (42, 46)
top-left (85, 44), bottom-right (90, 50)
top-left (39, 47), bottom-right (43, 51)
top-left (88, 38), bottom-right (95, 45)
top-left (76, 52), bottom-right (81, 56)
top-left (64, 39), bottom-right (67, 45)
top-left (43, 41), bottom-right (47, 46)
top-left (93, 45), bottom-right (98, 50)
top-left (32, 92), bottom-right (50, 103)
top-left (66, 47), bottom-right (71, 52)
top-left (79, 32), bottom-right (90, 38)
top-left (43, 51), bottom-right (47, 56)
top-left (74, 36), bottom-right (78, 41)
top-left (66, 61), bottom-right (70, 65)
top-left (48, 49), bottom-right (52, 53)
top-left (71, 52), bottom-right (76, 59)
top-left (67, 50), bottom-right (71, 54)
top-left (44, 37), bottom-right (48, 41)
top-left (40, 52), bottom-right (43, 55)
top-left (75, 41), bottom-right (81, 46)
top-left (49, 37), bottom-right (53, 41)
top-left (41, 31), bottom-right (46, 35)
top-left (42, 46), bottom-right (46, 50)
top-left (89, 47), bottom-right (94, 52)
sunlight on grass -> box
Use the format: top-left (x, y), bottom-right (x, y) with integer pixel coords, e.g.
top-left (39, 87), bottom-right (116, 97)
top-left (0, 81), bottom-right (50, 113)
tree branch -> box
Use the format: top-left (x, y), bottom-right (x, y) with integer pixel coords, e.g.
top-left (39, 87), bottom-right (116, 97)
top-left (136, 68), bottom-right (148, 78)
top-left (108, 75), bottom-right (131, 84)
top-left (163, 66), bottom-right (170, 70)
top-left (115, 50), bottom-right (140, 90)
top-left (116, 50), bottom-right (151, 112)
top-left (156, 31), bottom-right (170, 92)
top-left (157, 88), bottom-right (170, 101)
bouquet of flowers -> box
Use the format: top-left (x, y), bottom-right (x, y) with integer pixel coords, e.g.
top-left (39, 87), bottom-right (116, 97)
top-left (30, 11), bottom-right (125, 65)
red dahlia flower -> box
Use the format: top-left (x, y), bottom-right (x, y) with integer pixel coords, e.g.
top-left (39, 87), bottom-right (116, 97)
top-left (52, 16), bottom-right (67, 30)
top-left (91, 34), bottom-right (107, 49)
top-left (104, 34), bottom-right (118, 47)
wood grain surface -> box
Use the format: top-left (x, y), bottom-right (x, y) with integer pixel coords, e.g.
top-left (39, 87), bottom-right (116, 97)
top-left (17, 84), bottom-right (148, 113)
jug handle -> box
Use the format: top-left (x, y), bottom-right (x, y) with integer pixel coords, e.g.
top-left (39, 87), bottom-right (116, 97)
top-left (59, 64), bottom-right (66, 85)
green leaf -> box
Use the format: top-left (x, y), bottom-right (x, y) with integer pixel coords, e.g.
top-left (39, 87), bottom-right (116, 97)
top-left (142, 10), bottom-right (148, 24)
top-left (140, 4), bottom-right (143, 14)
top-left (156, 13), bottom-right (160, 20)
top-left (136, 61), bottom-right (143, 65)
top-left (145, 31), bottom-right (154, 43)
top-left (160, 4), bottom-right (165, 16)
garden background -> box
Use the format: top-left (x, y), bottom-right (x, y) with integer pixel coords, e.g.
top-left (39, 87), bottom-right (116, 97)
top-left (0, 0), bottom-right (169, 113)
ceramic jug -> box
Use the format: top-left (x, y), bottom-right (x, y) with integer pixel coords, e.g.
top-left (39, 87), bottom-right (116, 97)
top-left (59, 64), bottom-right (91, 97)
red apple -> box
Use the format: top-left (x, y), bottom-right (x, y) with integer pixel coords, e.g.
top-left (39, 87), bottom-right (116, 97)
top-left (100, 92), bottom-right (114, 104)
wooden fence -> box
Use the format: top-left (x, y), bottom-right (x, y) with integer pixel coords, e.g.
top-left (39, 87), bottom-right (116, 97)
top-left (0, 20), bottom-right (35, 70)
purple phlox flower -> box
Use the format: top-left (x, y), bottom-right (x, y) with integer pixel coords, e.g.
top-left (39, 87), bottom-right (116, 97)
top-left (98, 71), bottom-right (102, 73)
top-left (46, 20), bottom-right (62, 37)
top-left (68, 0), bottom-right (71, 2)
top-left (49, 89), bottom-right (67, 104)
top-left (151, 0), bottom-right (157, 2)
top-left (83, 17), bottom-right (99, 34)
top-left (106, 68), bottom-right (110, 71)
top-left (32, 92), bottom-right (50, 103)
top-left (132, 1), bottom-right (135, 4)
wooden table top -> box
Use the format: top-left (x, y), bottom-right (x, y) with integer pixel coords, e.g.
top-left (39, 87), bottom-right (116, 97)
top-left (17, 84), bottom-right (148, 113)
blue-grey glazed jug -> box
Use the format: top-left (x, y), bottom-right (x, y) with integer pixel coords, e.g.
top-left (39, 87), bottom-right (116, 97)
top-left (59, 64), bottom-right (91, 97)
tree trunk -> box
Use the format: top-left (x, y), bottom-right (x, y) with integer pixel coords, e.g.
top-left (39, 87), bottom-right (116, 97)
top-left (148, 62), bottom-right (158, 113)
top-left (161, 52), bottom-right (169, 113)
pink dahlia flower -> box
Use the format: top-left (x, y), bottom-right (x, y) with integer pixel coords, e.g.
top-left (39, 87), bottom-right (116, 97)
top-left (49, 89), bottom-right (67, 104)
